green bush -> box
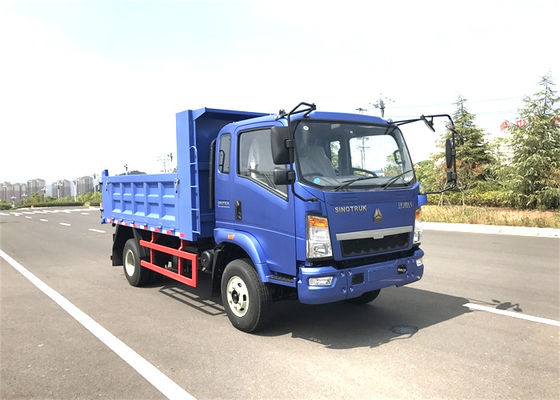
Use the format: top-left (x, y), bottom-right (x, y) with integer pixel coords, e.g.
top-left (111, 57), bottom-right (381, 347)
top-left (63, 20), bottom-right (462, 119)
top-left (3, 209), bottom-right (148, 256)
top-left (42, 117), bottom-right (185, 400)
top-left (77, 191), bottom-right (101, 206)
top-left (0, 201), bottom-right (12, 210)
top-left (427, 189), bottom-right (516, 208)
top-left (17, 201), bottom-right (83, 209)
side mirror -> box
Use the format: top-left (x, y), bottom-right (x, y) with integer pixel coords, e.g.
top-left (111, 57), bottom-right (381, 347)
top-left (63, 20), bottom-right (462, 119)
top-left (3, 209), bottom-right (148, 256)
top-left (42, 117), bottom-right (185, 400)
top-left (445, 138), bottom-right (454, 169)
top-left (273, 167), bottom-right (295, 185)
top-left (445, 138), bottom-right (457, 183)
top-left (421, 115), bottom-right (436, 132)
top-left (271, 126), bottom-right (291, 165)
top-left (393, 150), bottom-right (403, 165)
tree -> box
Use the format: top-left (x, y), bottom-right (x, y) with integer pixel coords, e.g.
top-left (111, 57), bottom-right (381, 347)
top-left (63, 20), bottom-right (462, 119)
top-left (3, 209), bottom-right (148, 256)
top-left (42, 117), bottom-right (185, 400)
top-left (414, 159), bottom-right (444, 193)
top-left (444, 96), bottom-right (494, 205)
top-left (507, 74), bottom-right (560, 209)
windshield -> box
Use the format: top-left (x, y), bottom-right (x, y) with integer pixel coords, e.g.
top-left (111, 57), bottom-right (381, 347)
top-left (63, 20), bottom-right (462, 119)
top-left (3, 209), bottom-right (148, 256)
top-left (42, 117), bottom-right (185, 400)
top-left (294, 121), bottom-right (415, 190)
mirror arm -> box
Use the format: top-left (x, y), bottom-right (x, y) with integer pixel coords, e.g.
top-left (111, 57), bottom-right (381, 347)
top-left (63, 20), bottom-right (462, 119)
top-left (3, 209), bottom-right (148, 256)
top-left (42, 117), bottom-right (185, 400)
top-left (282, 102), bottom-right (317, 202)
top-left (419, 120), bottom-right (459, 196)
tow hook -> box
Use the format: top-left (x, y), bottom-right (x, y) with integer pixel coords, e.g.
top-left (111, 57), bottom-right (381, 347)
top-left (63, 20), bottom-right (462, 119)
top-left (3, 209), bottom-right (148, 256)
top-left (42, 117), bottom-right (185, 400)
top-left (397, 264), bottom-right (407, 274)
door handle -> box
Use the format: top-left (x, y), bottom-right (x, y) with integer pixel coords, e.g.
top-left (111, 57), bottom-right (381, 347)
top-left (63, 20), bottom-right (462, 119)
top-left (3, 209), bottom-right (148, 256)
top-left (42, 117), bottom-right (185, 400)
top-left (235, 200), bottom-right (242, 220)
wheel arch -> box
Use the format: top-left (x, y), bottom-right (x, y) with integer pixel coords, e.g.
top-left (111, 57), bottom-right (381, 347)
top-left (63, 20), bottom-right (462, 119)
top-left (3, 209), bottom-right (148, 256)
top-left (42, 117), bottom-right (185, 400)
top-left (112, 225), bottom-right (149, 266)
top-left (214, 229), bottom-right (271, 280)
top-left (210, 229), bottom-right (271, 296)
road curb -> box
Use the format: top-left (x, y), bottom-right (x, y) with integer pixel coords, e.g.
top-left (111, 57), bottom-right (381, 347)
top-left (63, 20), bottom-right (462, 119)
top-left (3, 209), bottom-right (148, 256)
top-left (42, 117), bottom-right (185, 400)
top-left (423, 222), bottom-right (560, 238)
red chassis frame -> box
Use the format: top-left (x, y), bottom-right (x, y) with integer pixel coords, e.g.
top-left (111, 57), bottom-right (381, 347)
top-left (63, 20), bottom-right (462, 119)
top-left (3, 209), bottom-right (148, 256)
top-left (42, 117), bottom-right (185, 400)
top-left (139, 232), bottom-right (198, 287)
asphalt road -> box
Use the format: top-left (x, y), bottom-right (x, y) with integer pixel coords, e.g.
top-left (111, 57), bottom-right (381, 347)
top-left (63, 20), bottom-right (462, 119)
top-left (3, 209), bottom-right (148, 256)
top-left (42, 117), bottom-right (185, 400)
top-left (1, 207), bottom-right (559, 399)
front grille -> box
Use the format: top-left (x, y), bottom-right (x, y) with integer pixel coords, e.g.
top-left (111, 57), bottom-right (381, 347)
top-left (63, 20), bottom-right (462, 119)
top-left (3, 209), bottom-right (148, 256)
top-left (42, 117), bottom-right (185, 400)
top-left (340, 232), bottom-right (410, 257)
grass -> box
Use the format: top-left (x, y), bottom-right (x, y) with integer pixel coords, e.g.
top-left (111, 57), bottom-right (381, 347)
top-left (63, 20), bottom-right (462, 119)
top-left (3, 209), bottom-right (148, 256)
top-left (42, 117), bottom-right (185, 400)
top-left (422, 205), bottom-right (560, 228)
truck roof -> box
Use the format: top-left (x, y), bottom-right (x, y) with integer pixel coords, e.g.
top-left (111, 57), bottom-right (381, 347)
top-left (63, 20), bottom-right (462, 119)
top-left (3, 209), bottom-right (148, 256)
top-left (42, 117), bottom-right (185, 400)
top-left (221, 110), bottom-right (390, 133)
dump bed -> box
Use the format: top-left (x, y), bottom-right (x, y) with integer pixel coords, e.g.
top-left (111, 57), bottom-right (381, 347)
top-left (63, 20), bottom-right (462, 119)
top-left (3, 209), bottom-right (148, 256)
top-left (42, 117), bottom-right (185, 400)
top-left (101, 108), bottom-right (266, 241)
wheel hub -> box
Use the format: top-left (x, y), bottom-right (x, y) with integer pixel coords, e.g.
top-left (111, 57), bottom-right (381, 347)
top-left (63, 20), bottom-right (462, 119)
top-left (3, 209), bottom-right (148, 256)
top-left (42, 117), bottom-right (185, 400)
top-left (124, 249), bottom-right (135, 277)
top-left (226, 276), bottom-right (249, 317)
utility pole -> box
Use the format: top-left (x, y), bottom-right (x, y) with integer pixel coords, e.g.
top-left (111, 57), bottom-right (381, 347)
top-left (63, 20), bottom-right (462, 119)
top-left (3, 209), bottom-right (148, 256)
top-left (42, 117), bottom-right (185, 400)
top-left (371, 95), bottom-right (394, 118)
top-left (124, 164), bottom-right (129, 175)
top-left (159, 153), bottom-right (174, 173)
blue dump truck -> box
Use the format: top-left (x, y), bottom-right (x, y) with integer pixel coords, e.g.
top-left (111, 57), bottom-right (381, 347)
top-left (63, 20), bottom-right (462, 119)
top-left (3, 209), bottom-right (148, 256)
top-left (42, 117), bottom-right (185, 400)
top-left (101, 102), bottom-right (458, 332)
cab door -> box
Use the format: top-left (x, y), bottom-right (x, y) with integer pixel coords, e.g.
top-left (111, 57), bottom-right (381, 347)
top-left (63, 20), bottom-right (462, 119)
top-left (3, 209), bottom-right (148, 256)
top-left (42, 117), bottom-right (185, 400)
top-left (231, 125), bottom-right (296, 276)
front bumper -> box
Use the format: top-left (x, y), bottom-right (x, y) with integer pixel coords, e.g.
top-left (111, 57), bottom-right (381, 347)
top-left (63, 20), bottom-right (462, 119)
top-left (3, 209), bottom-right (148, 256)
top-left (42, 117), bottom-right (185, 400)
top-left (297, 248), bottom-right (424, 304)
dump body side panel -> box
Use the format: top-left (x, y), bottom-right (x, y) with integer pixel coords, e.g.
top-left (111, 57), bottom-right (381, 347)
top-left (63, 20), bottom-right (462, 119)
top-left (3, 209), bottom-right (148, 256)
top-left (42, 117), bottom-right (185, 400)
top-left (101, 171), bottom-right (180, 234)
top-left (102, 107), bottom-right (267, 241)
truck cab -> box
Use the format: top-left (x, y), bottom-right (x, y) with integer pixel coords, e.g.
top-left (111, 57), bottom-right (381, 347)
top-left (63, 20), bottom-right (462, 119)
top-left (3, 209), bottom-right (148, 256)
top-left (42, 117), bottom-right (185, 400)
top-left (212, 109), bottom-right (424, 309)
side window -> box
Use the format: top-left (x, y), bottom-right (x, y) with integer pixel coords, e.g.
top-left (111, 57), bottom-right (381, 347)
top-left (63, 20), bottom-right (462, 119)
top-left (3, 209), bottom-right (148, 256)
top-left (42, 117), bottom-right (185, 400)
top-left (218, 133), bottom-right (231, 173)
top-left (239, 129), bottom-right (287, 197)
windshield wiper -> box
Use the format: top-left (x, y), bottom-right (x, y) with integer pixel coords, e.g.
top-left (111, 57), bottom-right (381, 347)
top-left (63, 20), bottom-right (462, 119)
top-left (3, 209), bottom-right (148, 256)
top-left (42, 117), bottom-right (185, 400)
top-left (334, 176), bottom-right (377, 192)
top-left (382, 169), bottom-right (413, 190)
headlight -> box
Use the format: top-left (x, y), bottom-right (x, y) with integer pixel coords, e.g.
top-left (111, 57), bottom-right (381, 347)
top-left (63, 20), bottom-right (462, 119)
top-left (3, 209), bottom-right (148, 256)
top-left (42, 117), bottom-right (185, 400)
top-left (306, 215), bottom-right (333, 259)
top-left (413, 207), bottom-right (423, 245)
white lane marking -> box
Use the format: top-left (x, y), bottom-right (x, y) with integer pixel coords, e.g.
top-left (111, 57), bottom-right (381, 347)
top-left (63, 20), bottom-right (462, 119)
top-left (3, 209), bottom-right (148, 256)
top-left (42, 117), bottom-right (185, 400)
top-left (81, 212), bottom-right (90, 215)
top-left (59, 222), bottom-right (71, 227)
top-left (0, 212), bottom-right (9, 216)
top-left (0, 249), bottom-right (196, 400)
top-left (463, 303), bottom-right (560, 327)
top-left (40, 219), bottom-right (49, 222)
top-left (424, 222), bottom-right (560, 238)
top-left (88, 228), bottom-right (105, 233)
top-left (25, 216), bottom-right (32, 219)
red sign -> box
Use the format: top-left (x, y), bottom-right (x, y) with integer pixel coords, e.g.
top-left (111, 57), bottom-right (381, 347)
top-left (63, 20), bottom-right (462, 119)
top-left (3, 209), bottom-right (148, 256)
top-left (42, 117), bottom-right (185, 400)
top-left (516, 119), bottom-right (527, 128)
top-left (500, 121), bottom-right (509, 131)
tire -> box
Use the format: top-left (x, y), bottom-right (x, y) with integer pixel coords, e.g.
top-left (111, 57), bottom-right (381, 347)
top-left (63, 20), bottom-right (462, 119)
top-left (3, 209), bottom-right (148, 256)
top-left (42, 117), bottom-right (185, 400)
top-left (346, 289), bottom-right (381, 304)
top-left (122, 238), bottom-right (152, 287)
top-left (221, 258), bottom-right (272, 333)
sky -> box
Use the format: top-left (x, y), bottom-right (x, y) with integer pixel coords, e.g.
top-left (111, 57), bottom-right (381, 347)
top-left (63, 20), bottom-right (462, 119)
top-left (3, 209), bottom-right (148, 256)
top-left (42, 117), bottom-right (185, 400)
top-left (1, 0), bottom-right (558, 183)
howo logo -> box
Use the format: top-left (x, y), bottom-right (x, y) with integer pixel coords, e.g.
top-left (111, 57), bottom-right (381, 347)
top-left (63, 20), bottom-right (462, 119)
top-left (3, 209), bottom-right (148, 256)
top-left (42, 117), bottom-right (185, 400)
top-left (398, 201), bottom-right (413, 209)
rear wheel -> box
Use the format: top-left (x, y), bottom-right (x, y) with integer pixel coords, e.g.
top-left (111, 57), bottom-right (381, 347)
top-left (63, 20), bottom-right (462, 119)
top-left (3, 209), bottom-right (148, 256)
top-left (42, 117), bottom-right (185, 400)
top-left (346, 289), bottom-right (381, 304)
top-left (122, 238), bottom-right (152, 286)
top-left (221, 258), bottom-right (272, 332)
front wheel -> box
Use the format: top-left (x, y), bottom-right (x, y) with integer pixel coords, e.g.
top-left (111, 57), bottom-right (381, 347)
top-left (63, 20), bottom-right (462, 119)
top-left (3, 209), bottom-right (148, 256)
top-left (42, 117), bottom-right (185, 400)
top-left (221, 258), bottom-right (272, 332)
top-left (346, 289), bottom-right (381, 304)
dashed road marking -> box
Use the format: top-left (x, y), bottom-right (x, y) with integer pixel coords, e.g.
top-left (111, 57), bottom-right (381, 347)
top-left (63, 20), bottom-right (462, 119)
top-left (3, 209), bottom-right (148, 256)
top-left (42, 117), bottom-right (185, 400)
top-left (25, 216), bottom-right (32, 219)
top-left (81, 212), bottom-right (90, 215)
top-left (0, 249), bottom-right (196, 400)
top-left (88, 228), bottom-right (105, 233)
top-left (40, 219), bottom-right (48, 222)
top-left (59, 222), bottom-right (71, 227)
top-left (463, 303), bottom-right (560, 327)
